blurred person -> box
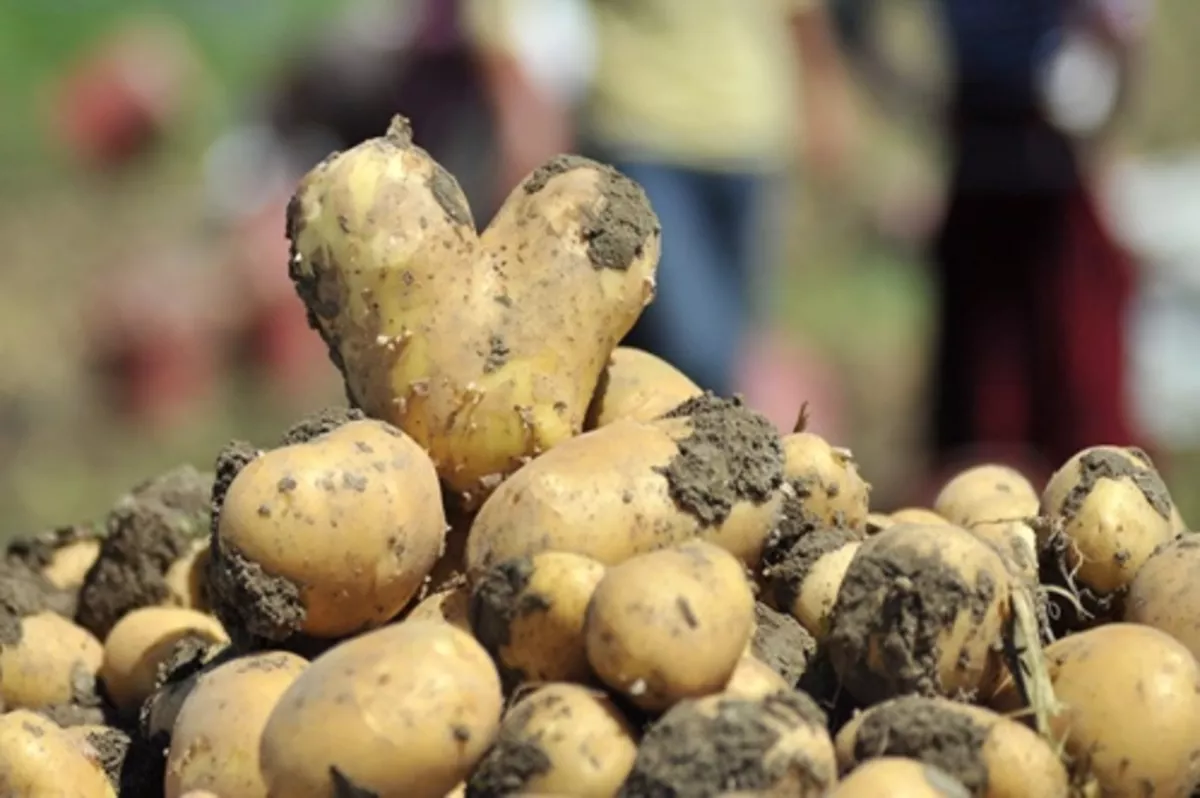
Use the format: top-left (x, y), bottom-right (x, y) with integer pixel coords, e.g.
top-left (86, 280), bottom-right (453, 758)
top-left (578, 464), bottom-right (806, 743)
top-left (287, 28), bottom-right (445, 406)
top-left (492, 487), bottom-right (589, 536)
top-left (465, 0), bottom-right (858, 398)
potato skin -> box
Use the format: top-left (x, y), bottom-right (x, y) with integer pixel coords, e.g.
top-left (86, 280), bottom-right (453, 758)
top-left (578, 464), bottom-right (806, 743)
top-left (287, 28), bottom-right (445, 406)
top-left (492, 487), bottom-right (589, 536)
top-left (214, 418), bottom-right (446, 639)
top-left (404, 583), bottom-right (471, 633)
top-left (586, 347), bottom-right (703, 428)
top-left (782, 433), bottom-right (871, 529)
top-left (1125, 536), bottom-right (1200, 660)
top-left (0, 611), bottom-right (102, 710)
top-left (164, 651), bottom-right (308, 798)
top-left (0, 711), bottom-right (116, 797)
top-left (723, 655), bottom-right (790, 700)
top-left (260, 620), bottom-right (503, 798)
top-left (288, 118), bottom-right (661, 505)
top-left (831, 758), bottom-right (971, 798)
top-left (584, 540), bottom-right (755, 712)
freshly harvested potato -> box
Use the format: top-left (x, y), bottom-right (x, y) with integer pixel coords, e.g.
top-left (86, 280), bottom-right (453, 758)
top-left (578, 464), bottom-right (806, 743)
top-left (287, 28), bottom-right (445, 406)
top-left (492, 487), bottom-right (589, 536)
top-left (933, 464), bottom-right (1040, 582)
top-left (724, 655), bottom-right (790, 700)
top-left (827, 523), bottom-right (1014, 705)
top-left (835, 695), bottom-right (1068, 798)
top-left (163, 538), bottom-right (211, 611)
top-left (6, 524), bottom-right (103, 591)
top-left (467, 394), bottom-right (785, 580)
top-left (287, 116), bottom-right (662, 506)
top-left (467, 683), bottom-right (638, 797)
top-left (991, 623), bottom-right (1200, 796)
top-left (99, 606), bottom-right (228, 713)
top-left (619, 690), bottom-right (836, 797)
top-left (260, 620), bottom-right (503, 798)
top-left (889, 508), bottom-right (949, 526)
top-left (0, 711), bottom-right (115, 797)
top-left (585, 540), bottom-right (755, 712)
top-left (934, 464), bottom-right (1038, 523)
top-left (405, 582), bottom-right (471, 632)
top-left (831, 759), bottom-right (971, 798)
top-left (469, 551), bottom-right (606, 689)
top-left (1, 611), bottom-right (103, 711)
top-left (781, 432), bottom-right (870, 530)
top-left (585, 346), bottom-right (703, 428)
top-left (1125, 536), bottom-right (1200, 660)
top-left (211, 417), bottom-right (446, 641)
top-left (762, 523), bottom-right (863, 640)
top-left (164, 651), bottom-right (308, 798)
top-left (1039, 446), bottom-right (1175, 603)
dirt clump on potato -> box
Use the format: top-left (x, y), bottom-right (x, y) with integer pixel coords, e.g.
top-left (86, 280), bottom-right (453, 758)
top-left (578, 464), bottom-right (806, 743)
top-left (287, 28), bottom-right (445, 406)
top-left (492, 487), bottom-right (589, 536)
top-left (76, 465), bottom-right (214, 640)
top-left (750, 602), bottom-right (814, 687)
top-left (1057, 448), bottom-right (1171, 521)
top-left (0, 561), bottom-right (74, 644)
top-left (278, 406), bottom-right (366, 447)
top-left (655, 394), bottom-right (784, 529)
top-left (762, 521), bottom-right (862, 637)
top-left (78, 725), bottom-right (164, 796)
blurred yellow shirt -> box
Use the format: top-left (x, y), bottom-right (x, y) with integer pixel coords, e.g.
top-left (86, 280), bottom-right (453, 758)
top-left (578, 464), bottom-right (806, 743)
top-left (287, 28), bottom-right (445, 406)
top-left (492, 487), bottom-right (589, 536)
top-left (466, 0), bottom-right (814, 170)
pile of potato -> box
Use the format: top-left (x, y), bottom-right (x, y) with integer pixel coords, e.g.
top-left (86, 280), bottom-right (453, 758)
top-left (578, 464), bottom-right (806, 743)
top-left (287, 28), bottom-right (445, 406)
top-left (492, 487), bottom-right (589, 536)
top-left (4, 116), bottom-right (1200, 798)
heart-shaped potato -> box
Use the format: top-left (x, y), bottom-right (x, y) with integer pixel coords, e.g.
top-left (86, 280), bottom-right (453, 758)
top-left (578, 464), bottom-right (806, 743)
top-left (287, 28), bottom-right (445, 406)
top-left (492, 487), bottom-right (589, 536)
top-left (287, 116), bottom-right (661, 506)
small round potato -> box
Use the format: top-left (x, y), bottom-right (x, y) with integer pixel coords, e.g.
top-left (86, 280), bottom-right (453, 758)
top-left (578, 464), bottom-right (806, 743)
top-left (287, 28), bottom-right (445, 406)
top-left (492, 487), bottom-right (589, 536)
top-left (467, 683), bottom-right (638, 797)
top-left (0, 711), bottom-right (115, 797)
top-left (164, 651), bottom-right (308, 798)
top-left (724, 655), bottom-right (790, 700)
top-left (1, 611), bottom-right (103, 711)
top-left (100, 606), bottom-right (228, 713)
top-left (586, 346), bottom-right (703, 428)
top-left (831, 759), bottom-right (971, 798)
top-left (260, 620), bottom-right (503, 798)
top-left (1125, 536), bottom-right (1200, 660)
top-left (782, 432), bottom-right (871, 530)
top-left (585, 540), bottom-right (755, 712)
top-left (470, 551), bottom-right (606, 689)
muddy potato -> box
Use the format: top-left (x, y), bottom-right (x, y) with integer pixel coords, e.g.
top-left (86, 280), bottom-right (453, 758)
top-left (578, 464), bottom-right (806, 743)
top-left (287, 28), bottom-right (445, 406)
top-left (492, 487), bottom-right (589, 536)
top-left (991, 623), bottom-right (1200, 796)
top-left (1125, 536), bottom-right (1200, 660)
top-left (470, 551), bottom-right (606, 689)
top-left (405, 582), bottom-right (471, 632)
top-left (762, 523), bottom-right (863, 641)
top-left (261, 620), bottom-right (503, 798)
top-left (750, 601), bottom-right (816, 688)
top-left (827, 523), bottom-right (1014, 705)
top-left (620, 690), bottom-right (836, 797)
top-left (781, 432), bottom-right (870, 530)
top-left (1, 611), bottom-right (103, 711)
top-left (212, 417), bottom-right (446, 641)
top-left (585, 346), bottom-right (703, 429)
top-left (100, 606), bottom-right (227, 713)
top-left (1039, 446), bottom-right (1175, 600)
top-left (0, 711), bottom-right (115, 797)
top-left (6, 524), bottom-right (103, 592)
top-left (831, 759), bottom-right (971, 798)
top-left (288, 116), bottom-right (662, 506)
top-left (164, 651), bottom-right (308, 798)
top-left (585, 540), bottom-right (755, 712)
top-left (140, 640), bottom-right (229, 742)
top-left (467, 683), bottom-right (638, 797)
top-left (64, 724), bottom-right (164, 795)
top-left (835, 696), bottom-right (1068, 798)
top-left (467, 394), bottom-right (785, 580)
top-left (724, 655), bottom-right (790, 700)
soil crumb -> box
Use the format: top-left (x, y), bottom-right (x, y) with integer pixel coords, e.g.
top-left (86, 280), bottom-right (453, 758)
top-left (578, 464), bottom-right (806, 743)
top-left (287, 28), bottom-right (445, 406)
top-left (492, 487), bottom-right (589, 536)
top-left (751, 601), bottom-right (815, 686)
top-left (465, 694), bottom-right (554, 798)
top-left (279, 406), bottom-right (366, 447)
top-left (656, 394), bottom-right (784, 528)
top-left (1059, 448), bottom-right (1172, 521)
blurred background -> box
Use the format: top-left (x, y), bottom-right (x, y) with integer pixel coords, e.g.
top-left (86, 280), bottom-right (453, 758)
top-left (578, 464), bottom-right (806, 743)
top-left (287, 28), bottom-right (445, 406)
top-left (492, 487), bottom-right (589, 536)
top-left (1, 0), bottom-right (1197, 542)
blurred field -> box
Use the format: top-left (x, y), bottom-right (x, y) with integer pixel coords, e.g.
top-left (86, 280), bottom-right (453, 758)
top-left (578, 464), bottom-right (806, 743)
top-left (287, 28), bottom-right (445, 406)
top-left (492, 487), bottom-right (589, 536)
top-left (1, 0), bottom-right (1198, 540)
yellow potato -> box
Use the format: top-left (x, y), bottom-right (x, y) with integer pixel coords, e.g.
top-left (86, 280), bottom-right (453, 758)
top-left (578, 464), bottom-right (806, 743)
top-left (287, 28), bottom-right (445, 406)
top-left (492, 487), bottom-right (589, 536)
top-left (585, 346), bottom-right (703, 428)
top-left (469, 551), bottom-right (606, 689)
top-left (165, 651), bottom-right (308, 798)
top-left (6, 524), bottom-right (103, 592)
top-left (1125, 536), bottom-right (1200, 660)
top-left (288, 117), bottom-right (662, 506)
top-left (889, 508), bottom-right (950, 526)
top-left (260, 620), bottom-right (503, 798)
top-left (584, 540), bottom-right (755, 712)
top-left (0, 711), bottom-right (115, 797)
top-left (933, 464), bottom-right (1040, 583)
top-left (213, 417), bottom-right (446, 640)
top-left (467, 395), bottom-right (785, 581)
top-left (781, 432), bottom-right (871, 530)
top-left (405, 582), bottom-right (471, 632)
top-left (762, 525), bottom-right (862, 641)
top-left (163, 538), bottom-right (211, 612)
top-left (1, 611), bottom-right (103, 711)
top-left (100, 606), bottom-right (228, 713)
top-left (831, 759), bottom-right (971, 798)
top-left (724, 655), bottom-right (790, 700)
top-left (468, 683), bottom-right (638, 797)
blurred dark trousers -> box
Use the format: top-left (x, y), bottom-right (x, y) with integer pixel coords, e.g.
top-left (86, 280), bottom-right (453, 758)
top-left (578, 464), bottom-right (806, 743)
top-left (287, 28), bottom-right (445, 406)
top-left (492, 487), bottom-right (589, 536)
top-left (601, 158), bottom-right (771, 396)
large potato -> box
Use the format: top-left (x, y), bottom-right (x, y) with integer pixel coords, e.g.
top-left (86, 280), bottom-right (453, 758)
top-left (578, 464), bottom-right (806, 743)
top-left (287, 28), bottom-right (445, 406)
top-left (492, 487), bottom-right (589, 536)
top-left (584, 540), bottom-right (755, 712)
top-left (1, 611), bottom-right (102, 712)
top-left (585, 346), bottom-right (703, 428)
top-left (1124, 536), bottom-right (1200, 660)
top-left (467, 394), bottom-right (784, 580)
top-left (211, 417), bottom-right (446, 641)
top-left (287, 116), bottom-right (661, 506)
top-left (260, 620), bottom-right (503, 798)
top-left (0, 711), bottom-right (115, 797)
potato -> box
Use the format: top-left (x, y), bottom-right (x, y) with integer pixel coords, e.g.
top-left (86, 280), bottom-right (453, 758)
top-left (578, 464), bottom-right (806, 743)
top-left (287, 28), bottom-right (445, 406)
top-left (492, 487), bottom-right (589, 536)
top-left (1039, 446), bottom-right (1175, 606)
top-left (0, 711), bottom-right (115, 797)
top-left (287, 116), bottom-right (662, 506)
top-left (991, 623), bottom-right (1200, 796)
top-left (724, 655), bottom-right (790, 700)
top-left (467, 683), bottom-right (638, 797)
top-left (934, 464), bottom-right (1038, 523)
top-left (469, 551), bottom-right (606, 689)
top-left (260, 620), bottom-right (503, 798)
top-left (405, 582), bottom-right (471, 632)
top-left (827, 523), bottom-right (1014, 705)
top-left (6, 524), bottom-right (103, 592)
top-left (211, 417), bottom-right (446, 641)
top-left (933, 464), bottom-right (1040, 582)
top-left (99, 606), bottom-right (228, 713)
top-left (585, 540), bottom-right (755, 712)
top-left (619, 690), bottom-right (836, 797)
top-left (781, 432), bottom-right (870, 530)
top-left (163, 538), bottom-right (211, 611)
top-left (467, 394), bottom-right (785, 580)
top-left (762, 523), bottom-right (863, 641)
top-left (831, 758), bottom-right (971, 798)
top-left (585, 346), bottom-right (703, 428)
top-left (1125, 536), bottom-right (1200, 660)
top-left (835, 695), bottom-right (1068, 798)
top-left (1, 611), bottom-right (102, 711)
top-left (889, 508), bottom-right (950, 526)
top-left (164, 651), bottom-right (308, 798)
